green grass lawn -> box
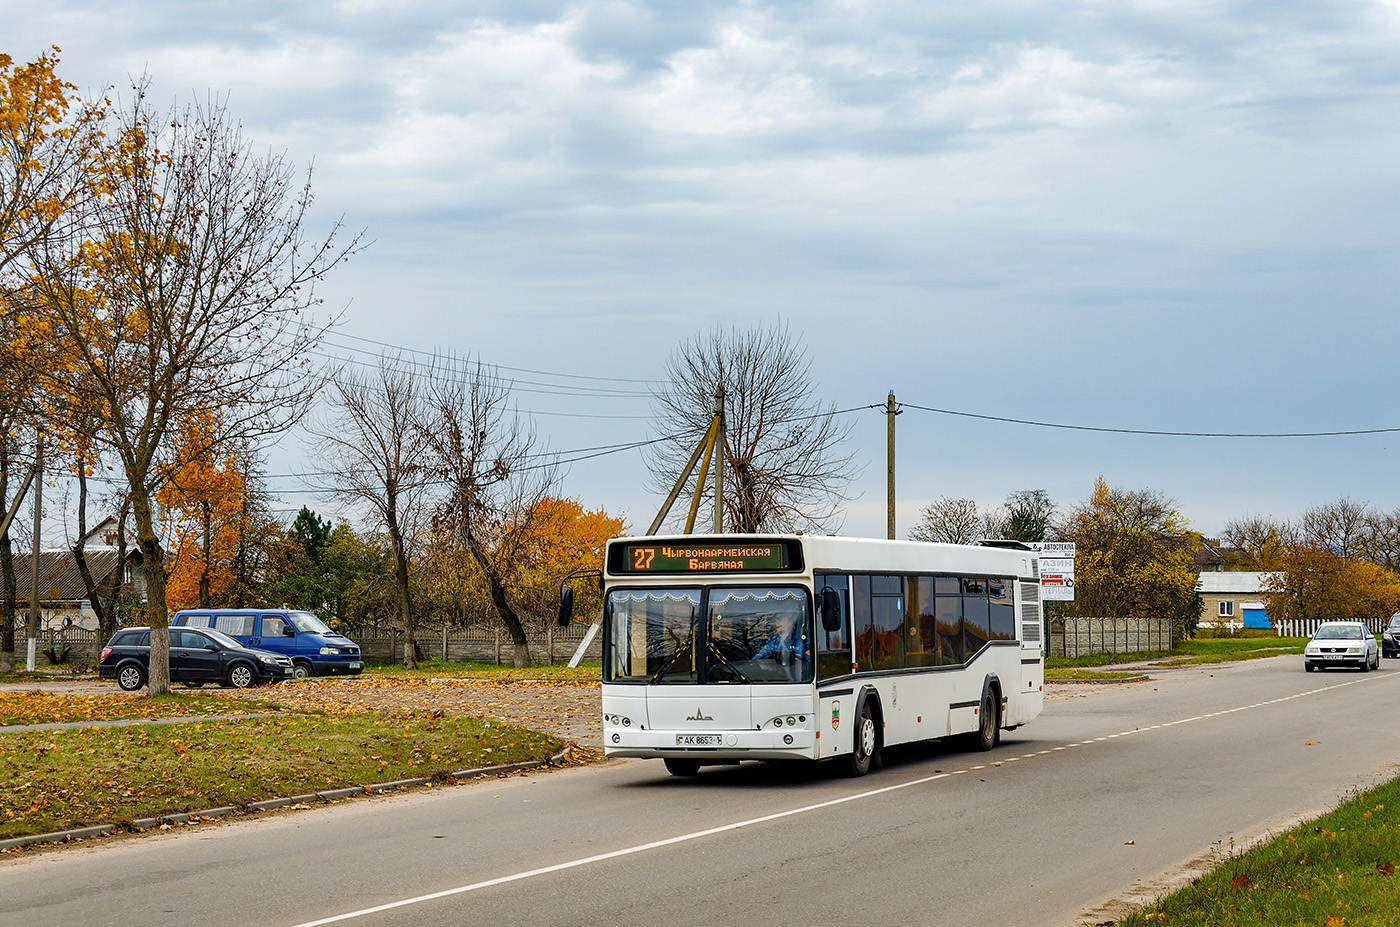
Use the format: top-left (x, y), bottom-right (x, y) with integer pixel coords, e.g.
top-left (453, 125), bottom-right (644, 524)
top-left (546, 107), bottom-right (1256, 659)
top-left (1122, 777), bottom-right (1400, 925)
top-left (0, 705), bottom-right (565, 841)
top-left (1047, 636), bottom-right (1307, 671)
top-left (365, 659), bottom-right (603, 682)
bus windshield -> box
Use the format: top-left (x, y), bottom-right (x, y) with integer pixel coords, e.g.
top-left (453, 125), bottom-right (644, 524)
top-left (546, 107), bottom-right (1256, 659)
top-left (604, 586), bottom-right (812, 685)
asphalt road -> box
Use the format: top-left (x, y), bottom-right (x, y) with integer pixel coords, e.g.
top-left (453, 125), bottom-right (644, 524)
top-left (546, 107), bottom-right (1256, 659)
top-left (4, 656), bottom-right (1398, 927)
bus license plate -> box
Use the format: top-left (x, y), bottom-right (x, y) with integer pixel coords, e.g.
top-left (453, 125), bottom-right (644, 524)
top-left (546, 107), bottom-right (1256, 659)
top-left (676, 734), bottom-right (721, 746)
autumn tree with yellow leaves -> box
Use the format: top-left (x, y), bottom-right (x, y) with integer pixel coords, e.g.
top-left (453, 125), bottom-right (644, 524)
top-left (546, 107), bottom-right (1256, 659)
top-left (17, 78), bottom-right (360, 695)
top-left (0, 47), bottom-right (107, 672)
top-left (156, 412), bottom-right (276, 610)
top-left (1061, 476), bottom-right (1203, 641)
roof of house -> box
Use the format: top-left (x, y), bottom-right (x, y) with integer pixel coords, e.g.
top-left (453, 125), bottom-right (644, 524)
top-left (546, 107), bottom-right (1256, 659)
top-left (7, 549), bottom-right (131, 603)
top-left (1197, 571), bottom-right (1280, 594)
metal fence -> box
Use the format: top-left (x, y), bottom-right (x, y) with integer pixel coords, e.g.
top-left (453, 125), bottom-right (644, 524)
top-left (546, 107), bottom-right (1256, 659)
top-left (356, 622), bottom-right (601, 665)
top-left (1046, 616), bottom-right (1174, 658)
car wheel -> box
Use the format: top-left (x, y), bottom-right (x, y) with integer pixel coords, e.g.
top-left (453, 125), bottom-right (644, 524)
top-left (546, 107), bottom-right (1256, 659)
top-left (227, 664), bottom-right (256, 689)
top-left (1305, 662), bottom-right (1315, 673)
top-left (291, 661), bottom-right (313, 680)
top-left (117, 664), bottom-right (146, 691)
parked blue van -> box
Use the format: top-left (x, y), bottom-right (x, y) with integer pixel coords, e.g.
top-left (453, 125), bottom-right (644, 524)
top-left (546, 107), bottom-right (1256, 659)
top-left (172, 609), bottom-right (363, 679)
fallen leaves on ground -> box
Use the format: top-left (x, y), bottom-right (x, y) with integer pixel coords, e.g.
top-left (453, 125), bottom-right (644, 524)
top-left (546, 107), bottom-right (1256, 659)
top-left (0, 690), bottom-right (280, 727)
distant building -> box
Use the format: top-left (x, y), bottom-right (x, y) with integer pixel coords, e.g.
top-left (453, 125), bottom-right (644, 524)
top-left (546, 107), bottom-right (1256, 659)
top-left (6, 518), bottom-right (145, 633)
top-left (1194, 537), bottom-right (1251, 573)
top-left (1198, 571), bottom-right (1280, 630)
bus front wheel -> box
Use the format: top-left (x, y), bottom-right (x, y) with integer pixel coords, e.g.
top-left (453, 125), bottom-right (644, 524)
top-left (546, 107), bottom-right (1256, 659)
top-left (843, 702), bottom-right (878, 777)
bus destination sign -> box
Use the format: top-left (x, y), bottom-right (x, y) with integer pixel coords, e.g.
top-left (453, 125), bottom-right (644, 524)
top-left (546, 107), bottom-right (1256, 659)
top-left (614, 541), bottom-right (792, 574)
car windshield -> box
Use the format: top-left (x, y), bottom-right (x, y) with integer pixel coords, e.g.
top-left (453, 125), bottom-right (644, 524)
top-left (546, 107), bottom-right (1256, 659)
top-left (1314, 624), bottom-right (1365, 640)
top-left (287, 611), bottom-right (334, 634)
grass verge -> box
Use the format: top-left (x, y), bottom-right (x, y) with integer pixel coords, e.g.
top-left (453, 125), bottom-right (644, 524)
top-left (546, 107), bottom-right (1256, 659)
top-left (0, 711), bottom-right (564, 841)
top-left (1, 691), bottom-right (285, 726)
top-left (1047, 637), bottom-right (1307, 670)
top-left (1122, 776), bottom-right (1400, 926)
top-left (366, 659), bottom-right (602, 683)
top-left (1044, 668), bottom-right (1145, 682)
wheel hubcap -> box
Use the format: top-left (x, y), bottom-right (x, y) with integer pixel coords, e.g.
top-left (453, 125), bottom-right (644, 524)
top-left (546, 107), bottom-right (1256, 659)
top-left (860, 718), bottom-right (876, 756)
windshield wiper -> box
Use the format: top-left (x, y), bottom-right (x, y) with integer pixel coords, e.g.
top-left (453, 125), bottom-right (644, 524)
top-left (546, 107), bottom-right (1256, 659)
top-left (707, 643), bottom-right (750, 682)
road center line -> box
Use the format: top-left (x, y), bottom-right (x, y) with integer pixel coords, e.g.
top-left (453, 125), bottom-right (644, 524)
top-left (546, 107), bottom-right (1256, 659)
top-left (290, 671), bottom-right (1389, 926)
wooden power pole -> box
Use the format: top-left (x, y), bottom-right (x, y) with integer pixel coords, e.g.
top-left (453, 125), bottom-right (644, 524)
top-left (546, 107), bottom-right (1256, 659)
top-left (886, 391), bottom-right (898, 540)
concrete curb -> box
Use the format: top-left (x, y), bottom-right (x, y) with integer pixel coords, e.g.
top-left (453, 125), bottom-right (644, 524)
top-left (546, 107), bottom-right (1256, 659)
top-left (1050, 674), bottom-right (1151, 684)
top-left (0, 746), bottom-right (574, 853)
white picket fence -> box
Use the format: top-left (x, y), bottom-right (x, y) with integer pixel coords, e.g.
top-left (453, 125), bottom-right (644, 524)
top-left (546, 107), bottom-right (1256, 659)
top-left (1272, 616), bottom-right (1385, 638)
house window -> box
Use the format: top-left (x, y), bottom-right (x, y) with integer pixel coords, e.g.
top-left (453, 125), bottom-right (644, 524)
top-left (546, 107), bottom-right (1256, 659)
top-left (1219, 600), bottom-right (1234, 617)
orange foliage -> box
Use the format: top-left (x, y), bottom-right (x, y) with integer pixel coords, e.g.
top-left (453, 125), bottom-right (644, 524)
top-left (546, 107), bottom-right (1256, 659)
top-left (155, 410), bottom-right (262, 609)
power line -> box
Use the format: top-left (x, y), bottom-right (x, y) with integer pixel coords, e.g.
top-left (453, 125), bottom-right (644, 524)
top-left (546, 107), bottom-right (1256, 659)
top-left (896, 402), bottom-right (1400, 438)
top-left (325, 332), bottom-right (665, 387)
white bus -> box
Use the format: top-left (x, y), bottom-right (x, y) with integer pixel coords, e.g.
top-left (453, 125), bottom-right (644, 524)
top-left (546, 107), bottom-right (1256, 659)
top-left (561, 534), bottom-right (1044, 777)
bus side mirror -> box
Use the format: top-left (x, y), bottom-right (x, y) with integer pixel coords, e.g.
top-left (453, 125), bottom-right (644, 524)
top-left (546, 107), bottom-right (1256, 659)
top-left (820, 587), bottom-right (842, 633)
top-left (557, 586), bottom-right (574, 627)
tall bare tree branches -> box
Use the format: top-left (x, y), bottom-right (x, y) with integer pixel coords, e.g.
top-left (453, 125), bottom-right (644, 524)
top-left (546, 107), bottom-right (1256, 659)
top-left (646, 321), bottom-right (857, 534)
top-left (309, 357), bottom-right (431, 669)
top-left (421, 355), bottom-right (560, 668)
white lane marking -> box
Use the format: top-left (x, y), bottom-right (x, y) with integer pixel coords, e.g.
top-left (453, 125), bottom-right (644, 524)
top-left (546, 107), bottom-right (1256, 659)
top-left (290, 770), bottom-right (953, 926)
top-left (291, 671), bottom-right (1389, 926)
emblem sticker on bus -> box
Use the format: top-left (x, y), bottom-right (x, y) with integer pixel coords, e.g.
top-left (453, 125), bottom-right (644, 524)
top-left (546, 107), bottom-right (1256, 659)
top-left (831, 700), bottom-right (840, 730)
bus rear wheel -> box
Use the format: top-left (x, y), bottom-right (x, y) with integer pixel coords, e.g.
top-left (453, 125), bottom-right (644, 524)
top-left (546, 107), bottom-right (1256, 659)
top-left (664, 759), bottom-right (701, 777)
top-left (970, 693), bottom-right (998, 752)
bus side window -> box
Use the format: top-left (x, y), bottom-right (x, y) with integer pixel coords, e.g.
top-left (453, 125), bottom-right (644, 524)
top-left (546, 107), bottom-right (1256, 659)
top-left (815, 572), bottom-right (851, 680)
top-left (963, 577), bottom-right (991, 656)
top-left (909, 577), bottom-right (938, 667)
top-left (935, 577), bottom-right (963, 665)
top-left (869, 575), bottom-right (904, 672)
top-left (851, 575), bottom-right (873, 671)
top-left (989, 578), bottom-right (1016, 640)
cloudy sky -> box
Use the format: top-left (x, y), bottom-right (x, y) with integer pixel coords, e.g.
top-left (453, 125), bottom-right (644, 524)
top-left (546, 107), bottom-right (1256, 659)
top-left (10, 0), bottom-right (1400, 540)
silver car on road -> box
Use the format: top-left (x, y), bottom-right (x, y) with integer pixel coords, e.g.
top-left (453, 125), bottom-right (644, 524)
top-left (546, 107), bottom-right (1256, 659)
top-left (1303, 621), bottom-right (1380, 672)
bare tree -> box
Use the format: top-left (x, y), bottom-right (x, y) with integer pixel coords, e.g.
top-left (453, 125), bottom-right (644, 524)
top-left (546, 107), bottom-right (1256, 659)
top-left (22, 84), bottom-right (360, 694)
top-left (421, 356), bottom-right (559, 668)
top-left (908, 497), bottom-right (985, 544)
top-left (1220, 514), bottom-right (1294, 571)
top-left (309, 357), bottom-right (431, 669)
top-left (646, 321), bottom-right (857, 534)
top-left (1363, 508), bottom-right (1400, 573)
top-left (1301, 498), bottom-right (1371, 560)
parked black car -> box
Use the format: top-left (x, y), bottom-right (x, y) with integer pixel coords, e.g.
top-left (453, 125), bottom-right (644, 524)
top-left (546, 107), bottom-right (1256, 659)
top-left (1382, 612), bottom-right (1400, 659)
top-left (99, 626), bottom-right (293, 691)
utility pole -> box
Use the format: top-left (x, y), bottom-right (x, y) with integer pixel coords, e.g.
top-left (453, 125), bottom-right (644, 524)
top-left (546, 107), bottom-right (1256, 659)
top-left (200, 500), bottom-right (211, 608)
top-left (713, 384), bottom-right (725, 534)
top-left (26, 431), bottom-right (43, 672)
top-left (886, 391), bottom-right (899, 540)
